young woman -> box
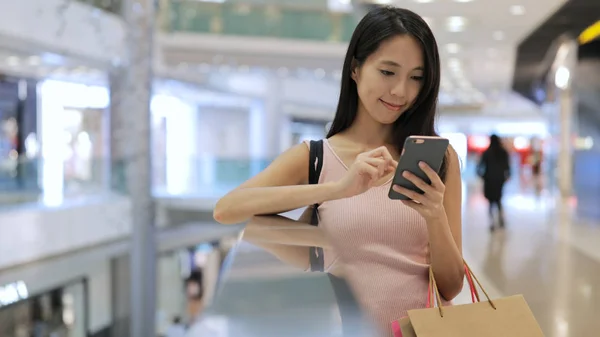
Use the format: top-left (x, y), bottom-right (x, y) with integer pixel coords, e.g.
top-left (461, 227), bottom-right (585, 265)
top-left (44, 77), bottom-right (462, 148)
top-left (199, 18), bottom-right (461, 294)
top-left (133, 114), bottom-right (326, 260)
top-left (477, 134), bottom-right (511, 231)
top-left (214, 6), bottom-right (464, 335)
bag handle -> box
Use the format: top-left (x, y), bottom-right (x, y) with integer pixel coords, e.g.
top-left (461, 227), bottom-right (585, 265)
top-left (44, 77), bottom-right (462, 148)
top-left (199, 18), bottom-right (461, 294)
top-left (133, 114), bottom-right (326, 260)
top-left (464, 262), bottom-right (496, 309)
top-left (427, 262), bottom-right (497, 317)
top-left (426, 265), bottom-right (478, 309)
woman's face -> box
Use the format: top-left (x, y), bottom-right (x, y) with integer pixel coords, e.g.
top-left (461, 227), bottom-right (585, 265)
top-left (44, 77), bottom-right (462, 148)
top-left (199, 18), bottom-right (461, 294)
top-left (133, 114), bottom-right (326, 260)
top-left (352, 34), bottom-right (425, 125)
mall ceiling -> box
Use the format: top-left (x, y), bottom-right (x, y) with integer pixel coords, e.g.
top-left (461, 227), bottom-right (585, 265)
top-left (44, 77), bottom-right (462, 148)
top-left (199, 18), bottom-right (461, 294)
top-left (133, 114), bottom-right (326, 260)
top-left (1, 0), bottom-right (578, 118)
top-left (160, 0), bottom-right (566, 115)
top-left (512, 0), bottom-right (600, 103)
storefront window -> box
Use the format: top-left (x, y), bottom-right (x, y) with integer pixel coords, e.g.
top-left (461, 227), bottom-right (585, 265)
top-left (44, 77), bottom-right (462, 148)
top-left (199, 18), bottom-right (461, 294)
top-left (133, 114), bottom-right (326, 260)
top-left (0, 77), bottom-right (38, 192)
top-left (60, 108), bottom-right (105, 190)
top-left (39, 80), bottom-right (109, 203)
top-left (0, 282), bottom-right (86, 337)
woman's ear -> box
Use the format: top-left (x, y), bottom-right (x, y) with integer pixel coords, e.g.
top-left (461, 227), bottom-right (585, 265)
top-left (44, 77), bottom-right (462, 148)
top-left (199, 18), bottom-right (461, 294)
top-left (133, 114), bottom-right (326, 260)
top-left (350, 58), bottom-right (359, 81)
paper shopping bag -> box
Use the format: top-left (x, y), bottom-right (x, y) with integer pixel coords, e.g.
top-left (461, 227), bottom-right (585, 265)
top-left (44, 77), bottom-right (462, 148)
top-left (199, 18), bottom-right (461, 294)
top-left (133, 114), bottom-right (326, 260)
top-left (393, 317), bottom-right (416, 337)
top-left (393, 263), bottom-right (544, 337)
top-left (407, 294), bottom-right (544, 337)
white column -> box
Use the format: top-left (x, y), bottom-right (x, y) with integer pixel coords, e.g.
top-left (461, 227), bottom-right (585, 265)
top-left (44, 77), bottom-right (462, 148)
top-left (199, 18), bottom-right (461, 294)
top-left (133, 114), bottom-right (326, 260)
top-left (552, 38), bottom-right (578, 198)
top-left (38, 81), bottom-right (66, 206)
top-left (248, 78), bottom-right (283, 175)
top-left (264, 78), bottom-right (283, 157)
top-left (109, 1), bottom-right (156, 337)
top-left (156, 95), bottom-right (198, 195)
top-left (557, 89), bottom-right (574, 197)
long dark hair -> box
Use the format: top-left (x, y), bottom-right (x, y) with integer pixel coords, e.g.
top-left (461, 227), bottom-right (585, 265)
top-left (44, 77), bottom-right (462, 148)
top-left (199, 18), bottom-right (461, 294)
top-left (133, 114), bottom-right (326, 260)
top-left (326, 6), bottom-right (447, 180)
top-left (486, 134), bottom-right (508, 157)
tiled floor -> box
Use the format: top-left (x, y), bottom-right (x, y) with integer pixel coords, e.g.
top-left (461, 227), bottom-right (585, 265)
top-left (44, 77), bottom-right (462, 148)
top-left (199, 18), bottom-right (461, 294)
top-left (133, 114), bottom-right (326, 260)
top-left (462, 186), bottom-right (600, 337)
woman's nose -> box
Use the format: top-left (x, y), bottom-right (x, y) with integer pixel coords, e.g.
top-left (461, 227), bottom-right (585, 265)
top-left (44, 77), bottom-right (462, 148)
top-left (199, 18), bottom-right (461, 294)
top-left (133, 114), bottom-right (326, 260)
top-left (390, 79), bottom-right (407, 99)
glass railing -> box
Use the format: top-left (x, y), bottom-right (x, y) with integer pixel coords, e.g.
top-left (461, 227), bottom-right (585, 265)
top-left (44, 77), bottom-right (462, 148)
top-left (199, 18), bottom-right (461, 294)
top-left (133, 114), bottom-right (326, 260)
top-left (74, 0), bottom-right (356, 42)
top-left (0, 156), bottom-right (110, 208)
top-left (163, 1), bottom-right (357, 42)
top-left (0, 155), bottom-right (273, 207)
top-left (152, 156), bottom-right (273, 197)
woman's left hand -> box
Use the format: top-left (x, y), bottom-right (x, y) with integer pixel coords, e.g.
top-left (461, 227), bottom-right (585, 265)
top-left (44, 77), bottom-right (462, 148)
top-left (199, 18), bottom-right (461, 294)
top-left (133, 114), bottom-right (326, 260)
top-left (392, 161), bottom-right (446, 221)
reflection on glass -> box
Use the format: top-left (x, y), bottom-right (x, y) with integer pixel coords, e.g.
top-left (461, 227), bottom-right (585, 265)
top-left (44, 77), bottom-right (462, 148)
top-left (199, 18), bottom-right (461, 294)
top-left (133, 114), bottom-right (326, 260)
top-left (191, 214), bottom-right (373, 337)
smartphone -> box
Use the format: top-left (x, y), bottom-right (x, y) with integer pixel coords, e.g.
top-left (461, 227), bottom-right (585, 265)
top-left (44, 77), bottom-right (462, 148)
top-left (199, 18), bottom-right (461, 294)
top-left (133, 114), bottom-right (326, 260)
top-left (388, 136), bottom-right (449, 200)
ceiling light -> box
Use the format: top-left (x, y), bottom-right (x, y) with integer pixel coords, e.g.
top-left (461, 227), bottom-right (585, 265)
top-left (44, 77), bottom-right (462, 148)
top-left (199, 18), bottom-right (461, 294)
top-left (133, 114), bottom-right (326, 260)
top-left (277, 67), bottom-right (289, 76)
top-left (53, 67), bottom-right (67, 75)
top-left (332, 70), bottom-right (342, 81)
top-left (212, 55), bottom-right (224, 63)
top-left (458, 78), bottom-right (471, 88)
top-left (555, 66), bottom-right (570, 89)
top-left (73, 66), bottom-right (88, 73)
top-left (415, 0), bottom-right (434, 3)
top-left (199, 63), bottom-right (211, 72)
top-left (446, 43), bottom-right (460, 53)
top-left (315, 68), bottom-right (326, 79)
top-left (509, 5), bottom-right (525, 15)
top-left (448, 58), bottom-right (461, 71)
top-left (88, 69), bottom-right (103, 76)
top-left (6, 56), bottom-right (19, 66)
top-left (493, 30), bottom-right (505, 40)
top-left (27, 56), bottom-right (41, 66)
top-left (446, 17), bottom-right (467, 32)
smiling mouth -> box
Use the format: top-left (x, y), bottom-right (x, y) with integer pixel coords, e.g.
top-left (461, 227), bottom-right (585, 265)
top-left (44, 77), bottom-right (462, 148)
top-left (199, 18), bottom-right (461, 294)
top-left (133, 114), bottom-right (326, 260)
top-left (380, 99), bottom-right (404, 111)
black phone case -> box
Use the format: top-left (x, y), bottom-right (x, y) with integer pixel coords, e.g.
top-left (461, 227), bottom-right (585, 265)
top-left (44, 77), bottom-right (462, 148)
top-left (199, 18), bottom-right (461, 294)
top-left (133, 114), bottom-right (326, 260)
top-left (388, 137), bottom-right (449, 200)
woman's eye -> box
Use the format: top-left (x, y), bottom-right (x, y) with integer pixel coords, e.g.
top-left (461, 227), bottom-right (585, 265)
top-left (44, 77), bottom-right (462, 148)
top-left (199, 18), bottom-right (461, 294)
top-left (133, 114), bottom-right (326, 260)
top-left (411, 76), bottom-right (424, 81)
top-left (380, 70), bottom-right (395, 76)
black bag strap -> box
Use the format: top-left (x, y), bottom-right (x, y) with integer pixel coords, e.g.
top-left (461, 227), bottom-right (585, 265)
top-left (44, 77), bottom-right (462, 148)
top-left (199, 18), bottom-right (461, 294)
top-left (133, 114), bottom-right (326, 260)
top-left (309, 140), bottom-right (324, 187)
top-left (308, 140), bottom-right (325, 272)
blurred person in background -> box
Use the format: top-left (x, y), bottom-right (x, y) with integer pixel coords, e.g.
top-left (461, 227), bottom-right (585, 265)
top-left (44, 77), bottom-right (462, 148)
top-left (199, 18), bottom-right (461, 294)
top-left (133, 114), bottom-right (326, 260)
top-left (184, 270), bottom-right (204, 325)
top-left (477, 134), bottom-right (511, 231)
top-left (165, 316), bottom-right (186, 337)
top-left (184, 270), bottom-right (226, 336)
top-left (529, 137), bottom-right (543, 196)
top-left (214, 6), bottom-right (464, 336)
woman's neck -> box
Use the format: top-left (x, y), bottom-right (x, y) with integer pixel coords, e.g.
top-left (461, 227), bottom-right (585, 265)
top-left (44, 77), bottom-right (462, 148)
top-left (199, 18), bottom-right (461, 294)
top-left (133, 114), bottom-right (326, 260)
top-left (343, 103), bottom-right (393, 147)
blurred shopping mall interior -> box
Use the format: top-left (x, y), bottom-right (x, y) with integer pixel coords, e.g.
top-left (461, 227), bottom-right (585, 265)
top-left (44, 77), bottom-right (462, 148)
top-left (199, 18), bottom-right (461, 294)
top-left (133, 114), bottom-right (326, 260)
top-left (0, 0), bottom-right (599, 336)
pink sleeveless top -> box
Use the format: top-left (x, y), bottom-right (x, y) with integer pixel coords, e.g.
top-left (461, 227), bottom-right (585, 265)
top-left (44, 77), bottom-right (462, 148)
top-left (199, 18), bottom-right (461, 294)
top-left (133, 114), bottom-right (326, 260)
top-left (306, 139), bottom-right (432, 336)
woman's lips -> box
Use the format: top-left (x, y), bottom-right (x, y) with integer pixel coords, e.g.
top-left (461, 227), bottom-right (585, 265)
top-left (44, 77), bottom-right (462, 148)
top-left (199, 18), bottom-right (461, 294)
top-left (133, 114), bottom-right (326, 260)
top-left (380, 99), bottom-right (404, 111)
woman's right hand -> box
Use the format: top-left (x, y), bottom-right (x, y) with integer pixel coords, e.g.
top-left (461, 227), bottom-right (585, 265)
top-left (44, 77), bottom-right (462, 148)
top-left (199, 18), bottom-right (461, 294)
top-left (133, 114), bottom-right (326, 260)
top-left (334, 146), bottom-right (397, 199)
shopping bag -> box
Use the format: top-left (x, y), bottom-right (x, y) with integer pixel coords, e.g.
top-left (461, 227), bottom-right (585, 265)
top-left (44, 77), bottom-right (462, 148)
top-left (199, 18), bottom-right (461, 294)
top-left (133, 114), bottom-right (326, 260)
top-left (393, 263), bottom-right (544, 337)
top-left (393, 317), bottom-right (416, 337)
top-left (392, 265), bottom-right (478, 337)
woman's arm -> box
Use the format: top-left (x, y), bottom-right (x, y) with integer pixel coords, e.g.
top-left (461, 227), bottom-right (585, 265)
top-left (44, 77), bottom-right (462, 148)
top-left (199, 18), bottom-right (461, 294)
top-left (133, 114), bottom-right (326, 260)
top-left (391, 147), bottom-right (465, 300)
top-left (213, 144), bottom-right (342, 224)
top-left (243, 214), bottom-right (333, 249)
top-left (427, 148), bottom-right (465, 300)
top-left (242, 212), bottom-right (334, 271)
top-left (214, 143), bottom-right (396, 225)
